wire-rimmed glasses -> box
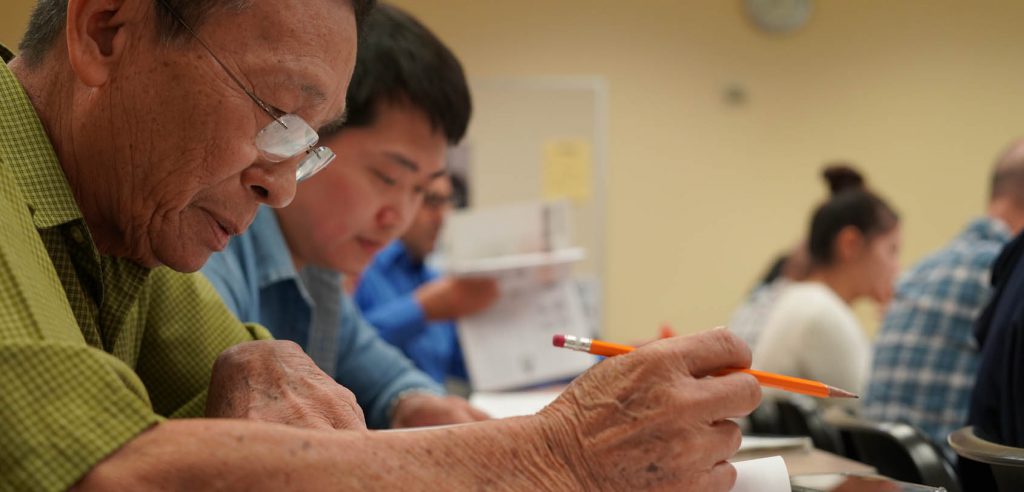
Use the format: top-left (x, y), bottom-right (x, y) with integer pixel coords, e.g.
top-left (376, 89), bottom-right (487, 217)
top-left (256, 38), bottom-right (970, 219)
top-left (155, 0), bottom-right (336, 182)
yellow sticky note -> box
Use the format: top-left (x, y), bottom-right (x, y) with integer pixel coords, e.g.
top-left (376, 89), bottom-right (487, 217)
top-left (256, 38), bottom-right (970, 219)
top-left (542, 138), bottom-right (592, 202)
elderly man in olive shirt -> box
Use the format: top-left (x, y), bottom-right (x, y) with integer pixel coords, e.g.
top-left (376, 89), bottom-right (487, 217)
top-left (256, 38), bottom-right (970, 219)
top-left (0, 0), bottom-right (760, 490)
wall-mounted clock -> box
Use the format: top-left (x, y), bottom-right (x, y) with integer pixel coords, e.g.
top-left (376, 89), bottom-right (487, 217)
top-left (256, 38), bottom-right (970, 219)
top-left (744, 0), bottom-right (813, 34)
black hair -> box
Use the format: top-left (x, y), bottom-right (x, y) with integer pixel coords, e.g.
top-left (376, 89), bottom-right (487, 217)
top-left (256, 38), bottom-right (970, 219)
top-left (449, 172), bottom-right (469, 209)
top-left (821, 162), bottom-right (865, 196)
top-left (808, 166), bottom-right (898, 266)
top-left (757, 253), bottom-right (789, 287)
top-left (17, 0), bottom-right (376, 66)
top-left (331, 3), bottom-right (471, 145)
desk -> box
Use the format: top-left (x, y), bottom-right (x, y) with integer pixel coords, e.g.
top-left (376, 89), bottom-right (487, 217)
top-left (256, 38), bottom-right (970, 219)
top-left (734, 447), bottom-right (875, 476)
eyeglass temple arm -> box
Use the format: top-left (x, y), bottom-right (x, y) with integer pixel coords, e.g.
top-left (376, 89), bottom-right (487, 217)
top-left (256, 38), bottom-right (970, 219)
top-left (152, 0), bottom-right (289, 129)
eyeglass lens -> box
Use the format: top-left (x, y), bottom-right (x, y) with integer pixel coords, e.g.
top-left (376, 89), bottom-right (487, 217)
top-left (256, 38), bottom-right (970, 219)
top-left (296, 147), bottom-right (336, 182)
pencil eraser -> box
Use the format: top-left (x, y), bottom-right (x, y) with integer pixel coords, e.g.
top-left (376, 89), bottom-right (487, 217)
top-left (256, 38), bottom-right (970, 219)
top-left (552, 334), bottom-right (565, 347)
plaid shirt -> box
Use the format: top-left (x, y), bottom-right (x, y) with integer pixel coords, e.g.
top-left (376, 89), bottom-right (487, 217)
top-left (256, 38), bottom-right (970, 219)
top-left (864, 216), bottom-right (1011, 457)
top-left (0, 47), bottom-right (269, 491)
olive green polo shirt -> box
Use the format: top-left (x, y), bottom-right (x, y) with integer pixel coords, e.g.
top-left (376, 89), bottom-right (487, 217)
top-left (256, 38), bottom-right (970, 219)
top-left (0, 46), bottom-right (271, 491)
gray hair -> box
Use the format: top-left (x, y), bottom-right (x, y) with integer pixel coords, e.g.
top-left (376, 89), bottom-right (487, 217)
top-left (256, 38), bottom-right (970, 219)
top-left (17, 0), bottom-right (374, 66)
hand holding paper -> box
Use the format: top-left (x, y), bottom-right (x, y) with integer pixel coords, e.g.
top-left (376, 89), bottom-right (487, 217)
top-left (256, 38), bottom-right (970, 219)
top-left (416, 276), bottom-right (499, 320)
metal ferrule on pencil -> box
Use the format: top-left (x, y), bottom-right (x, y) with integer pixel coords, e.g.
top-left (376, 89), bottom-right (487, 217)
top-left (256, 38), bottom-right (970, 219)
top-left (562, 334), bottom-right (592, 352)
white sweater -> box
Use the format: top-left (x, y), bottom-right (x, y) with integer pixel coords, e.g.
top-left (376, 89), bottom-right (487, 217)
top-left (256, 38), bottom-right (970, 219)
top-left (751, 282), bottom-right (871, 405)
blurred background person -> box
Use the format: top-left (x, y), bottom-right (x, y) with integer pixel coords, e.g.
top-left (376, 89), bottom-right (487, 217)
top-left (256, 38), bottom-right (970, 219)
top-left (864, 139), bottom-right (1024, 459)
top-left (960, 144), bottom-right (1024, 490)
top-left (355, 175), bottom-right (499, 387)
top-left (727, 163), bottom-right (861, 347)
top-left (753, 168), bottom-right (901, 406)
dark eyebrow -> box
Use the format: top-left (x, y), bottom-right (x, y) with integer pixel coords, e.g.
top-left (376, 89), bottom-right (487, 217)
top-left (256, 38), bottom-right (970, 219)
top-left (301, 84), bottom-right (328, 105)
top-left (298, 82), bottom-right (346, 131)
top-left (385, 151), bottom-right (446, 179)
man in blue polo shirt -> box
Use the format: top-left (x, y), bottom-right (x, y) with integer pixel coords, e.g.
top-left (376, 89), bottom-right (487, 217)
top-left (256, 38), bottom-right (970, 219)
top-left (355, 175), bottom-right (498, 385)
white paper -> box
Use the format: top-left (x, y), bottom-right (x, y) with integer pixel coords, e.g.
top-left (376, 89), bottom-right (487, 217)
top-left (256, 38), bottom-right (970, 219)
top-left (441, 200), bottom-right (572, 261)
top-left (469, 389), bottom-right (563, 419)
top-left (446, 248), bottom-right (585, 277)
top-left (458, 275), bottom-right (595, 391)
top-left (730, 456), bottom-right (791, 492)
top-left (739, 436), bottom-right (812, 453)
top-left (443, 200), bottom-right (591, 391)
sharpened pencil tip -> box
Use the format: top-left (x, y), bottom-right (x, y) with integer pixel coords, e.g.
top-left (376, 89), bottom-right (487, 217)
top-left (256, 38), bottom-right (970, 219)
top-left (827, 385), bottom-right (859, 399)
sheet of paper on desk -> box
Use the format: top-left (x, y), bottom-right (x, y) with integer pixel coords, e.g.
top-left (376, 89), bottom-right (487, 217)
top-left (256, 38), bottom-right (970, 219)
top-left (739, 435), bottom-right (812, 453)
top-left (730, 456), bottom-right (791, 492)
top-left (790, 474), bottom-right (945, 491)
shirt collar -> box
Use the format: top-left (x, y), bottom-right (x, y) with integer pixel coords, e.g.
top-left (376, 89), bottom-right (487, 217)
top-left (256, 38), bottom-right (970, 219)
top-left (247, 206), bottom-right (302, 289)
top-left (962, 216), bottom-right (1013, 244)
top-left (0, 45), bottom-right (83, 229)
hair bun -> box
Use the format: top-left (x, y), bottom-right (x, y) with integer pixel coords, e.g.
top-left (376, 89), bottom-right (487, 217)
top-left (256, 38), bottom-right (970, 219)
top-left (822, 163), bottom-right (865, 195)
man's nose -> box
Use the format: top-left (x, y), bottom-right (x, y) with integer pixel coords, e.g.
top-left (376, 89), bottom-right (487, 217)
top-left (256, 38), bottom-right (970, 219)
top-left (241, 159), bottom-right (299, 208)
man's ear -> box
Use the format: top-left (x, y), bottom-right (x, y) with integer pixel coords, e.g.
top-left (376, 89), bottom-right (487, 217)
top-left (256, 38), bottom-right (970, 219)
top-left (66, 0), bottom-right (133, 87)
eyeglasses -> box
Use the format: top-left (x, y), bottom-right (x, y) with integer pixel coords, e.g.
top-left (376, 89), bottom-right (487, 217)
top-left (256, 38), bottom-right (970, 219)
top-left (422, 192), bottom-right (457, 210)
top-left (155, 0), bottom-right (335, 182)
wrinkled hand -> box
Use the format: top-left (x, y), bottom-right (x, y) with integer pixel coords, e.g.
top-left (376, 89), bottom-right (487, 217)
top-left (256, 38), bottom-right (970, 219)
top-left (206, 340), bottom-right (367, 431)
top-left (391, 393), bottom-right (490, 429)
top-left (538, 329), bottom-right (761, 491)
top-left (416, 277), bottom-right (499, 321)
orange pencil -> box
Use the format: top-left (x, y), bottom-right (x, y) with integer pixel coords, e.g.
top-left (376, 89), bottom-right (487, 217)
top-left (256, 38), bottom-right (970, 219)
top-left (552, 334), bottom-right (858, 399)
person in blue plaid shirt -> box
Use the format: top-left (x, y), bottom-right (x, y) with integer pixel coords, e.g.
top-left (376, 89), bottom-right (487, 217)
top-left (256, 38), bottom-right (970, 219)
top-left (863, 140), bottom-right (1024, 458)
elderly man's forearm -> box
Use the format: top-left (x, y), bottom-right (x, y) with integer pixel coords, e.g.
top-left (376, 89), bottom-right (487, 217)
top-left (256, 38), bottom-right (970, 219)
top-left (74, 417), bottom-right (580, 490)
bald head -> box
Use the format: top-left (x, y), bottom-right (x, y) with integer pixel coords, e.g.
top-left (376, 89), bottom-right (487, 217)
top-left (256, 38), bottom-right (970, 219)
top-left (987, 139), bottom-right (1024, 235)
top-left (990, 138), bottom-right (1024, 205)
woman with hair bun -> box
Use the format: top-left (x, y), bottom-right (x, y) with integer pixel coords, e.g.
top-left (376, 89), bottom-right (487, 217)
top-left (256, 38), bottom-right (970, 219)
top-left (752, 166), bottom-right (901, 407)
top-left (729, 162), bottom-right (860, 347)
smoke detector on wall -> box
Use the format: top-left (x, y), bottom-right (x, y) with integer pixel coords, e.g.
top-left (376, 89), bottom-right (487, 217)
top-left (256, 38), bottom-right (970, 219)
top-left (743, 0), bottom-right (813, 34)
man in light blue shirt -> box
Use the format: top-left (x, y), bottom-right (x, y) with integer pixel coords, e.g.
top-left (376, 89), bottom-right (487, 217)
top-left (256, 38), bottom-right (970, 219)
top-left (356, 176), bottom-right (498, 385)
top-left (202, 3), bottom-right (488, 428)
top-left (203, 208), bottom-right (451, 428)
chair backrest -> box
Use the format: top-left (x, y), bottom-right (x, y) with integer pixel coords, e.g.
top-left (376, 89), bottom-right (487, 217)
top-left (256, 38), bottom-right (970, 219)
top-left (774, 397), bottom-right (846, 455)
top-left (748, 399), bottom-right (782, 435)
top-left (949, 426), bottom-right (1024, 492)
top-left (824, 413), bottom-right (961, 492)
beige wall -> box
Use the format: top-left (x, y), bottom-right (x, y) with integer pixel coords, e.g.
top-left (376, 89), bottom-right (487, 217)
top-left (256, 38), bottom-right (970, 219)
top-left (2, 2), bottom-right (33, 49)
top-left (5, 1), bottom-right (1024, 343)
top-left (385, 0), bottom-right (1024, 342)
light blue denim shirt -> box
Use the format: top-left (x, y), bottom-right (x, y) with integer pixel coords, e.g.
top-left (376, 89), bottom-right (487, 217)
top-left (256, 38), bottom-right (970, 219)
top-left (201, 207), bottom-right (443, 429)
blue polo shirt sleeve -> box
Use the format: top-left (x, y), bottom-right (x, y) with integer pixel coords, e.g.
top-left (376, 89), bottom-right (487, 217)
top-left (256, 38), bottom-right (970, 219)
top-left (335, 294), bottom-right (443, 429)
top-left (355, 266), bottom-right (430, 348)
